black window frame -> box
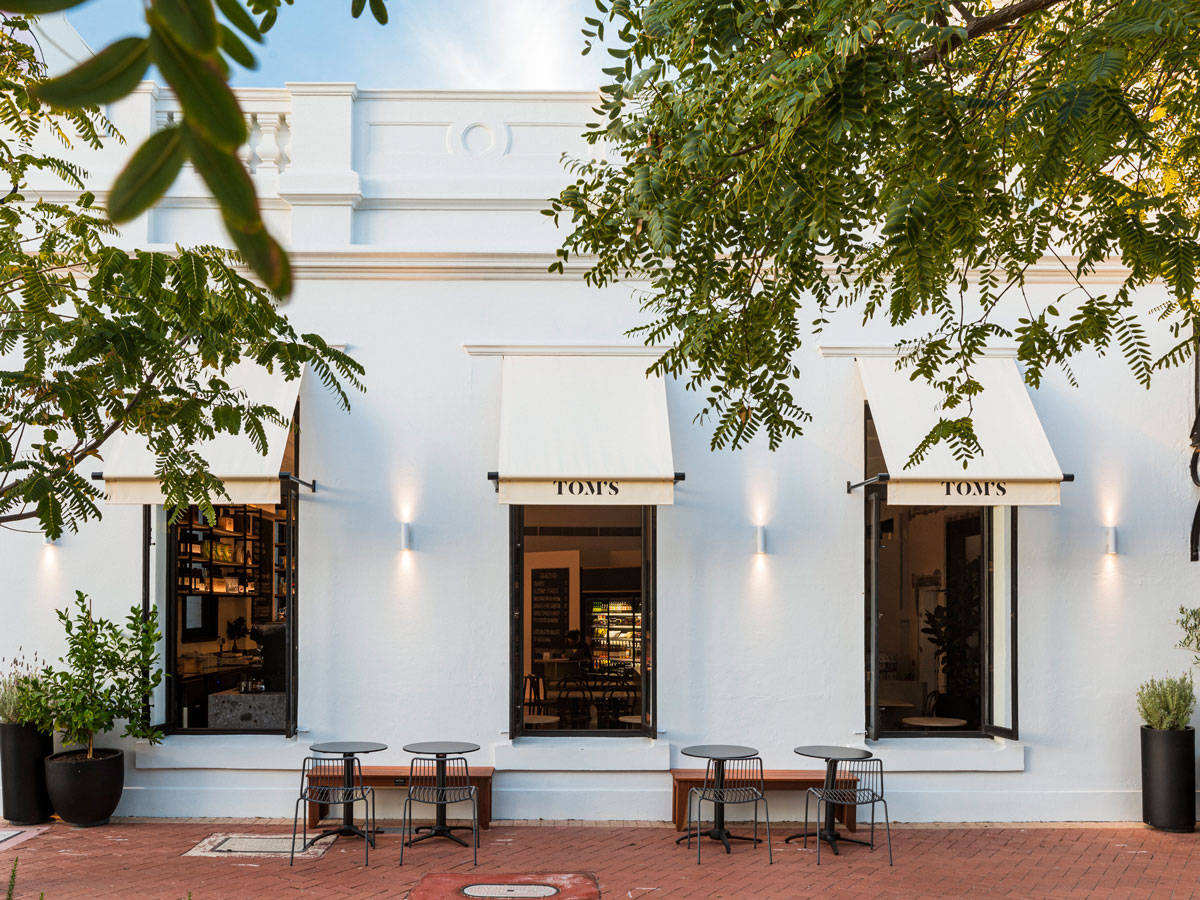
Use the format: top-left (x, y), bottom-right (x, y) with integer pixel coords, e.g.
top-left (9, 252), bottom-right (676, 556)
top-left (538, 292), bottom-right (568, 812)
top-left (508, 503), bottom-right (657, 739)
top-left (150, 406), bottom-right (301, 738)
top-left (864, 405), bottom-right (1019, 741)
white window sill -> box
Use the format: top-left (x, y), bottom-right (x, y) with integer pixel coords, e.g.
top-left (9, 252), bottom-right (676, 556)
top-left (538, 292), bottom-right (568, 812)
top-left (492, 736), bottom-right (670, 772)
top-left (855, 736), bottom-right (1025, 772)
top-left (135, 734), bottom-right (304, 771)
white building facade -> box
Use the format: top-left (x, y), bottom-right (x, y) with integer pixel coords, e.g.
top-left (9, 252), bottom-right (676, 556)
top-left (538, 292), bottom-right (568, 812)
top-left (2, 72), bottom-right (1197, 826)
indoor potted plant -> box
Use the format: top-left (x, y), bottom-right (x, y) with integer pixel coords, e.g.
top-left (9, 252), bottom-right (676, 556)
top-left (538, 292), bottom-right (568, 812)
top-left (1136, 672), bottom-right (1196, 832)
top-left (0, 652), bottom-right (54, 825)
top-left (20, 592), bottom-right (164, 827)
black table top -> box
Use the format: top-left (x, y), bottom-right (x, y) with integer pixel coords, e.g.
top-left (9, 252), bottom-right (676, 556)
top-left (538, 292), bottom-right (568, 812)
top-left (794, 745), bottom-right (873, 761)
top-left (681, 744), bottom-right (758, 761)
top-left (402, 741), bottom-right (481, 756)
top-left (309, 741), bottom-right (388, 755)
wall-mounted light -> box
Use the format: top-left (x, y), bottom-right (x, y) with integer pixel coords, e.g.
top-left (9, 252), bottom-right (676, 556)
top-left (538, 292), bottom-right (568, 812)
top-left (400, 522), bottom-right (412, 552)
top-left (755, 525), bottom-right (766, 555)
top-left (1106, 525), bottom-right (1117, 555)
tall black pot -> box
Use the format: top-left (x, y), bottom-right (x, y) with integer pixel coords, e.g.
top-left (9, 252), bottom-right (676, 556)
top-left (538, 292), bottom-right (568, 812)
top-left (0, 722), bottom-right (54, 825)
top-left (1141, 725), bottom-right (1196, 833)
top-left (44, 748), bottom-right (124, 827)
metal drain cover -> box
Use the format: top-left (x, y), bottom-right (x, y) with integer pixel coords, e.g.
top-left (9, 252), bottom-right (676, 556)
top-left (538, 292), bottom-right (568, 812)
top-left (0, 831), bottom-right (22, 845)
top-left (462, 887), bottom-right (559, 899)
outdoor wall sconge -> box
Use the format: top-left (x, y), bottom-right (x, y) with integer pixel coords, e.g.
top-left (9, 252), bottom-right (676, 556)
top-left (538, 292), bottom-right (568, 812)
top-left (400, 522), bottom-right (412, 552)
top-left (1106, 525), bottom-right (1117, 555)
top-left (755, 525), bottom-right (767, 555)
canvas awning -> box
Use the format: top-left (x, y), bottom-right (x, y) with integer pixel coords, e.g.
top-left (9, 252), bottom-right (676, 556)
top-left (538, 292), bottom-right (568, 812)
top-left (856, 355), bottom-right (1065, 506)
top-left (99, 360), bottom-right (302, 505)
top-left (496, 355), bottom-right (676, 505)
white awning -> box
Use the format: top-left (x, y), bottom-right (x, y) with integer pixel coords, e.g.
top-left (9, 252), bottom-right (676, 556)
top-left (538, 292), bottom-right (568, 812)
top-left (100, 360), bottom-right (302, 505)
top-left (497, 355), bottom-right (675, 505)
top-left (857, 355), bottom-right (1064, 506)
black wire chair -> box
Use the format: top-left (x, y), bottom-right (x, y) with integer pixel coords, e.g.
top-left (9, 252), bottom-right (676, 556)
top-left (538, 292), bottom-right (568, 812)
top-left (523, 673), bottom-right (548, 716)
top-left (291, 755), bottom-right (375, 865)
top-left (399, 756), bottom-right (478, 866)
top-left (686, 756), bottom-right (772, 865)
top-left (555, 677), bottom-right (593, 729)
top-left (804, 757), bottom-right (892, 865)
top-left (598, 685), bottom-right (640, 728)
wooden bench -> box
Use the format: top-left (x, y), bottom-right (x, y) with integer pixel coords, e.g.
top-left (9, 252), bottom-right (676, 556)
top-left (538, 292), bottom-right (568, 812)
top-left (670, 769), bottom-right (856, 832)
top-left (306, 766), bottom-right (494, 830)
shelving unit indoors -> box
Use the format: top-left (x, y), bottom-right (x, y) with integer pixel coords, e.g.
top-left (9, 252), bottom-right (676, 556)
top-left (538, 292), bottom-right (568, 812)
top-left (581, 566), bottom-right (642, 672)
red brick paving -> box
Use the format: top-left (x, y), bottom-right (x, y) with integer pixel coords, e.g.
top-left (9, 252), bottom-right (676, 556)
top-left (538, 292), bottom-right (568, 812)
top-left (3, 820), bottom-right (1200, 900)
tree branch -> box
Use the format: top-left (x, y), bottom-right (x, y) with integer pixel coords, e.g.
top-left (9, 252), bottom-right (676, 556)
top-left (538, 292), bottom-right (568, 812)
top-left (914, 0), bottom-right (1073, 66)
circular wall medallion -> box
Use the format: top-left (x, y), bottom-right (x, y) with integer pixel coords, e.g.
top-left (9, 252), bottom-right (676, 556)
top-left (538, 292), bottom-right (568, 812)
top-left (462, 123), bottom-right (496, 156)
top-left (462, 885), bottom-right (559, 898)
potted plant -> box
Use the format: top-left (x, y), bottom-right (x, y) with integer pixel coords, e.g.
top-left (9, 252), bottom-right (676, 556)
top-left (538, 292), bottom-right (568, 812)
top-left (1136, 672), bottom-right (1196, 832)
top-left (20, 592), bottom-right (164, 827)
top-left (0, 652), bottom-right (53, 825)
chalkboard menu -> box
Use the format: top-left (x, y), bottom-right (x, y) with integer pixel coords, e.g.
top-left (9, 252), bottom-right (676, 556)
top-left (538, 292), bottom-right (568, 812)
top-left (531, 567), bottom-right (570, 660)
top-left (251, 594), bottom-right (273, 625)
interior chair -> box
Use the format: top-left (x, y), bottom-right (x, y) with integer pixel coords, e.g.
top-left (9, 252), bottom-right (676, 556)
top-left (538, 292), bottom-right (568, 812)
top-left (523, 673), bottom-right (547, 716)
top-left (291, 755), bottom-right (375, 865)
top-left (399, 756), bottom-right (478, 866)
top-left (555, 677), bottom-right (593, 729)
top-left (686, 756), bottom-right (772, 865)
top-left (803, 757), bottom-right (892, 865)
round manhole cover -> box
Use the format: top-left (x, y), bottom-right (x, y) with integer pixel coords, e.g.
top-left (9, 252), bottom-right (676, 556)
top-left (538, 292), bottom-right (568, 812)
top-left (462, 886), bottom-right (559, 898)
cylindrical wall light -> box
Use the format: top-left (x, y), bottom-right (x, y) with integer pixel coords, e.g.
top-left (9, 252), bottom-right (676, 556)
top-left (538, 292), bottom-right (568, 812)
top-left (755, 525), bottom-right (766, 555)
top-left (1105, 525), bottom-right (1117, 555)
top-left (400, 522), bottom-right (412, 551)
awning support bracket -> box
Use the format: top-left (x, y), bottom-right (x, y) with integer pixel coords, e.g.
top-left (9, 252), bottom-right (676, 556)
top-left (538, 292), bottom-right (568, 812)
top-left (280, 471), bottom-right (317, 493)
top-left (847, 473), bottom-right (889, 494)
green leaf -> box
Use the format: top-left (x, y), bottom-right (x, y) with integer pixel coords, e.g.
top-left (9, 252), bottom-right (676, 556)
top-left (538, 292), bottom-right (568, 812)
top-left (225, 214), bottom-right (292, 297)
top-left (214, 0), bottom-right (262, 42)
top-left (368, 0), bottom-right (386, 24)
top-left (107, 126), bottom-right (186, 222)
top-left (0, 0), bottom-right (87, 11)
top-left (149, 23), bottom-right (246, 149)
top-left (219, 24), bottom-right (257, 69)
top-left (181, 123), bottom-right (258, 229)
top-left (351, 0), bottom-right (365, 16)
top-left (32, 37), bottom-right (150, 108)
top-left (151, 0), bottom-right (219, 56)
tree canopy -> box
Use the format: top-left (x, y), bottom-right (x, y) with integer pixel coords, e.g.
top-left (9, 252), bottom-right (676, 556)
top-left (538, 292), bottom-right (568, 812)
top-left (550, 0), bottom-right (1200, 460)
top-left (0, 17), bottom-right (362, 539)
top-left (0, 0), bottom-right (389, 295)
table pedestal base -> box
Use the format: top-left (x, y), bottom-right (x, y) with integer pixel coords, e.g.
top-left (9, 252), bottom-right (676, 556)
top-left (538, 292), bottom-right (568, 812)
top-left (304, 821), bottom-right (375, 850)
top-left (783, 827), bottom-right (871, 855)
top-left (675, 827), bottom-right (761, 854)
top-left (407, 823), bottom-right (473, 848)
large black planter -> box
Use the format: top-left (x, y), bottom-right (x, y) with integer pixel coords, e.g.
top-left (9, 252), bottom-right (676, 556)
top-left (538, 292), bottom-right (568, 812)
top-left (0, 723), bottom-right (54, 825)
top-left (44, 748), bottom-right (124, 827)
top-left (1141, 725), bottom-right (1196, 832)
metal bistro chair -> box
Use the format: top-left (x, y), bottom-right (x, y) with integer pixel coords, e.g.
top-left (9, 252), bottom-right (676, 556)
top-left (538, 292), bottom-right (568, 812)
top-left (399, 755), bottom-right (478, 866)
top-left (804, 757), bottom-right (893, 865)
top-left (523, 673), bottom-right (548, 716)
top-left (687, 756), bottom-right (773, 865)
top-left (555, 677), bottom-right (593, 730)
top-left (291, 755), bottom-right (375, 865)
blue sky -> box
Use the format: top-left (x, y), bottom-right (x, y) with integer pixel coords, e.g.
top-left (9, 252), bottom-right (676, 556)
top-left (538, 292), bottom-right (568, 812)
top-left (67, 0), bottom-right (607, 89)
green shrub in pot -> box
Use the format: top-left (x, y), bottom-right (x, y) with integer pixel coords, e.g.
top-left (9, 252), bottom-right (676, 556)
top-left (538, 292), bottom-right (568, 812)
top-left (0, 652), bottom-right (53, 825)
top-left (1136, 672), bottom-right (1196, 832)
top-left (20, 592), bottom-right (164, 826)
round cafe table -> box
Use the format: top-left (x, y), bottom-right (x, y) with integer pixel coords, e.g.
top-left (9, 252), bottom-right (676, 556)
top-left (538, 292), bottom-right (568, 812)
top-left (784, 745), bottom-right (873, 855)
top-left (308, 741), bottom-right (387, 847)
top-left (402, 741), bottom-right (481, 847)
top-left (674, 744), bottom-right (759, 854)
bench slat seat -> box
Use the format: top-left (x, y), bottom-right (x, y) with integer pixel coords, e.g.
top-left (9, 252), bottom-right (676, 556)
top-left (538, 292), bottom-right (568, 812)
top-left (670, 768), bottom-right (856, 832)
top-left (306, 765), bottom-right (494, 830)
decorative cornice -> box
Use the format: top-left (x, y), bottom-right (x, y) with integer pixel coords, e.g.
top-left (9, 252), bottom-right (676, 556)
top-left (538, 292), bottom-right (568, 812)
top-left (288, 250), bottom-right (594, 280)
top-left (463, 344), bottom-right (669, 357)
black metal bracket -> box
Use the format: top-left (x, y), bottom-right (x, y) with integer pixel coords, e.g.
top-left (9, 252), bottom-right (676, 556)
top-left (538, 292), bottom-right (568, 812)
top-left (279, 471), bottom-right (316, 493)
top-left (487, 471), bottom-right (499, 493)
top-left (91, 471), bottom-right (103, 481)
top-left (846, 473), bottom-right (889, 494)
top-left (674, 472), bottom-right (686, 482)
top-left (1062, 473), bottom-right (1075, 483)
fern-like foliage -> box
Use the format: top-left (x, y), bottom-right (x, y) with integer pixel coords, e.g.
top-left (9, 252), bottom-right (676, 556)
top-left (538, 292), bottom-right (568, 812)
top-left (549, 0), bottom-right (1200, 457)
